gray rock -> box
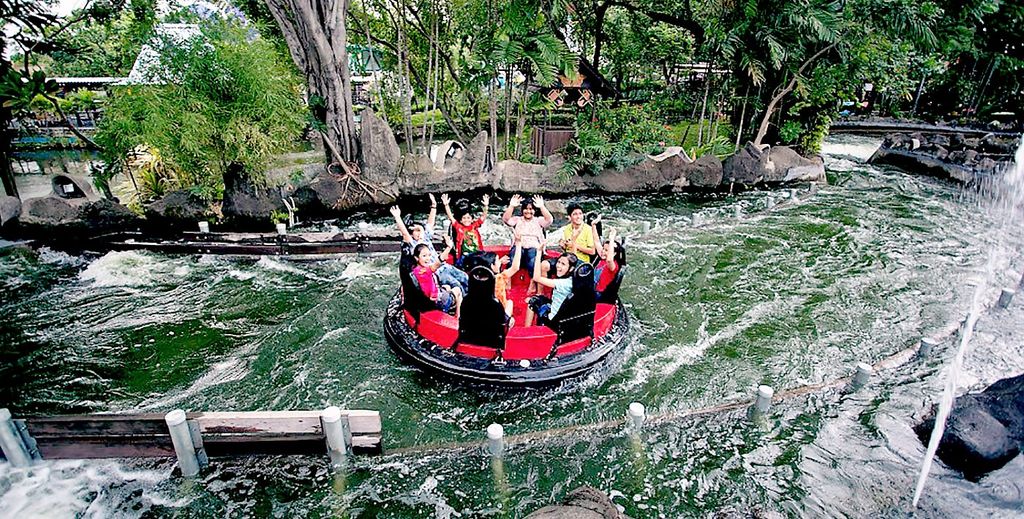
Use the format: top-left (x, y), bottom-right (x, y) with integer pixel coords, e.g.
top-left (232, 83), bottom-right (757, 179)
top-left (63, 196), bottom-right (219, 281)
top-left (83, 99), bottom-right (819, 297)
top-left (928, 134), bottom-right (951, 148)
top-left (144, 190), bottom-right (211, 228)
top-left (525, 486), bottom-right (629, 519)
top-left (21, 196), bottom-right (80, 227)
top-left (221, 165), bottom-right (285, 226)
top-left (79, 199), bottom-right (141, 231)
top-left (0, 196), bottom-right (21, 228)
top-left (360, 108), bottom-right (401, 184)
top-left (722, 142), bottom-right (771, 184)
top-left (683, 154), bottom-right (724, 188)
top-left (916, 373), bottom-right (1024, 480)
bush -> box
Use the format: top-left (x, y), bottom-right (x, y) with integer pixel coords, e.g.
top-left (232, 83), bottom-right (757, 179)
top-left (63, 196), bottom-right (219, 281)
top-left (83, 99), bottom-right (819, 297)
top-left (95, 15), bottom-right (305, 198)
top-left (560, 104), bottom-right (669, 178)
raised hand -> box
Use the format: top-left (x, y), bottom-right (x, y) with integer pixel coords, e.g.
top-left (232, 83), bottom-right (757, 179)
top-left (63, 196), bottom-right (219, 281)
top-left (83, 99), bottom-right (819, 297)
top-left (440, 193), bottom-right (451, 206)
top-left (428, 193), bottom-right (436, 206)
top-left (389, 205), bottom-right (401, 218)
top-left (482, 194), bottom-right (490, 206)
top-left (443, 234), bottom-right (454, 248)
top-left (509, 193), bottom-right (523, 207)
top-left (591, 214), bottom-right (602, 226)
top-left (533, 195), bottom-right (545, 208)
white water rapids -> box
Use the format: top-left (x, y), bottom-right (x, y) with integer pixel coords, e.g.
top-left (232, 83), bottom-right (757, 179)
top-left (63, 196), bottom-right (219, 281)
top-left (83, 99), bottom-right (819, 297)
top-left (912, 136), bottom-right (1024, 507)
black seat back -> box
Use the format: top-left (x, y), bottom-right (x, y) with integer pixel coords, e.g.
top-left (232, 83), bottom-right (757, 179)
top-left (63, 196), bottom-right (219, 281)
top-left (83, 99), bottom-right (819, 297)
top-left (597, 264), bottom-right (627, 304)
top-left (457, 266), bottom-right (508, 349)
top-left (399, 250), bottom-right (435, 323)
top-left (551, 263), bottom-right (597, 345)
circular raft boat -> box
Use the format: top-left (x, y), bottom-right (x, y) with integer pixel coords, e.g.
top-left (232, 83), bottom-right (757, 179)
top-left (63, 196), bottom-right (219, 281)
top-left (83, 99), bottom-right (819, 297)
top-left (384, 246), bottom-right (629, 386)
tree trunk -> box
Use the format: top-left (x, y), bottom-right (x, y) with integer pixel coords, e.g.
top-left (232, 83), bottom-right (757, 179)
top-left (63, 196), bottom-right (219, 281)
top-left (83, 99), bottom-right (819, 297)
top-left (503, 68), bottom-right (513, 159)
top-left (734, 83), bottom-right (750, 151)
top-left (911, 73), bottom-right (926, 116)
top-left (265, 0), bottom-right (359, 163)
top-left (592, 0), bottom-right (611, 69)
top-left (489, 80), bottom-right (499, 165)
top-left (753, 44), bottom-right (834, 148)
top-left (696, 63), bottom-right (712, 146)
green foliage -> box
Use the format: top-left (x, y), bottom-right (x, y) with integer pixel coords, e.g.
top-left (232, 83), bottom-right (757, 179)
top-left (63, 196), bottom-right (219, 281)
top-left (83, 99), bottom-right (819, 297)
top-left (560, 104), bottom-right (668, 178)
top-left (95, 17), bottom-right (305, 198)
top-left (688, 135), bottom-right (733, 161)
top-left (270, 209), bottom-right (289, 224)
top-left (46, 0), bottom-right (158, 77)
top-left (778, 120), bottom-right (801, 144)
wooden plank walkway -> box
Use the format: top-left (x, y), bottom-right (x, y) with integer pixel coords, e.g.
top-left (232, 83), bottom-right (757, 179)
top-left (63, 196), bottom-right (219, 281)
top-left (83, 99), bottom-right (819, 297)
top-left (7, 410), bottom-right (382, 462)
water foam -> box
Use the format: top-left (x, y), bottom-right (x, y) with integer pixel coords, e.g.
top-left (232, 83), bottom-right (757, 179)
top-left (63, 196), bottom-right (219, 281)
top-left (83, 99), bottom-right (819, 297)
top-left (78, 251), bottom-right (189, 287)
top-left (630, 295), bottom-right (807, 385)
top-left (0, 460), bottom-right (179, 518)
top-left (913, 137), bottom-right (1024, 507)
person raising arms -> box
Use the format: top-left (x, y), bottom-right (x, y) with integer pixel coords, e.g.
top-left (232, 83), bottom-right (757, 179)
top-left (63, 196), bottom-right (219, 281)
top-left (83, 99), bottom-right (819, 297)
top-left (390, 196), bottom-right (468, 293)
top-left (442, 193), bottom-right (489, 263)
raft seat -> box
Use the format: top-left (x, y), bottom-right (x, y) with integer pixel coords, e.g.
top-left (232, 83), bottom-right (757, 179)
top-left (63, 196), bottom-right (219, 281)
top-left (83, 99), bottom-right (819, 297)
top-left (454, 343), bottom-right (498, 360)
top-left (504, 326), bottom-right (558, 361)
top-left (555, 336), bottom-right (592, 356)
top-left (417, 310), bottom-right (459, 349)
top-left (593, 304), bottom-right (616, 338)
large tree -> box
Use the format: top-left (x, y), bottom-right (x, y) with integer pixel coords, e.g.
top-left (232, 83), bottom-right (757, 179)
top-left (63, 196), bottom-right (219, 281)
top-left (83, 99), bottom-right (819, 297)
top-left (264, 0), bottom-right (359, 164)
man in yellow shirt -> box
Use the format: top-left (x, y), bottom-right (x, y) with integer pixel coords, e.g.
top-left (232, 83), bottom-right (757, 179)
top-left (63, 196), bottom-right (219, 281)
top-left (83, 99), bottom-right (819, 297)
top-left (557, 203), bottom-right (596, 263)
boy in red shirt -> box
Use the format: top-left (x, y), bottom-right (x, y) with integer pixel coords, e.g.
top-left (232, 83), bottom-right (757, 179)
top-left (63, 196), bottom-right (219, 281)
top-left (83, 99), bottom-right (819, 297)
top-left (441, 193), bottom-right (489, 263)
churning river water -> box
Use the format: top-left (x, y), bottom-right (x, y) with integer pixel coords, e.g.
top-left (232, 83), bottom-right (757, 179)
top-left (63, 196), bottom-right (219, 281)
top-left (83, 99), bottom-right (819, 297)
top-left (1, 135), bottom-right (1023, 518)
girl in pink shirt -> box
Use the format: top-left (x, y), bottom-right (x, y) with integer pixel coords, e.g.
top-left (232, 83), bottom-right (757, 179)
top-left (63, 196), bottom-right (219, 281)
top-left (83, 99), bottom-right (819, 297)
top-left (412, 240), bottom-right (463, 317)
top-left (502, 194), bottom-right (553, 287)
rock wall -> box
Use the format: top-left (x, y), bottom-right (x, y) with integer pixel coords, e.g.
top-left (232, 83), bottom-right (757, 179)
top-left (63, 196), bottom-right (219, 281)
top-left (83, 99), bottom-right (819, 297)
top-left (869, 132), bottom-right (1018, 184)
top-left (0, 113), bottom-right (826, 238)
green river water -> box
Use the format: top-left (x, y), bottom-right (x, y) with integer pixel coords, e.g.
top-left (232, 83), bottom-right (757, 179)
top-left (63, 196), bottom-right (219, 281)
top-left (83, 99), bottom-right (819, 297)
top-left (1, 135), bottom-right (1023, 517)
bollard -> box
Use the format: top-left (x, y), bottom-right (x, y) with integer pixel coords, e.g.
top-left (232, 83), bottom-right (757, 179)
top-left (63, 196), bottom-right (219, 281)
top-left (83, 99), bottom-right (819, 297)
top-left (276, 223), bottom-right (287, 235)
top-left (765, 197), bottom-right (774, 209)
top-left (692, 214), bottom-right (702, 227)
top-left (734, 206), bottom-right (742, 219)
top-left (0, 409), bottom-right (31, 468)
top-left (853, 363), bottom-right (873, 386)
top-left (808, 183), bottom-right (818, 195)
top-left (627, 402), bottom-right (646, 430)
top-left (165, 410), bottom-right (201, 477)
top-left (918, 337), bottom-right (938, 358)
top-left (321, 406), bottom-right (351, 467)
top-left (790, 189), bottom-right (799, 201)
top-left (641, 221), bottom-right (652, 234)
top-left (754, 385), bottom-right (774, 414)
top-left (998, 288), bottom-right (1014, 309)
top-left (486, 423), bottom-right (505, 457)
top-left (198, 221), bottom-right (210, 233)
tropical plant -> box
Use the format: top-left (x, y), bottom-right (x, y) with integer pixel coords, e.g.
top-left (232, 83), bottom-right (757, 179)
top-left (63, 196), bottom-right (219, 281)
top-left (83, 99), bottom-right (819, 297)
top-left (95, 14), bottom-right (305, 199)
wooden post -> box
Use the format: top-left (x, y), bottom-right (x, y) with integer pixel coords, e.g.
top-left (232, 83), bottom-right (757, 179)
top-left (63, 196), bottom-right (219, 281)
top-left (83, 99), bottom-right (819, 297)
top-left (0, 409), bottom-right (32, 467)
top-left (165, 410), bottom-right (201, 477)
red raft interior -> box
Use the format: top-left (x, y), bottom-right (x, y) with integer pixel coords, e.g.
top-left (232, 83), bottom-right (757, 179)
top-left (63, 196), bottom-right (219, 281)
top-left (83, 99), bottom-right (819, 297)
top-left (402, 246), bottom-right (618, 361)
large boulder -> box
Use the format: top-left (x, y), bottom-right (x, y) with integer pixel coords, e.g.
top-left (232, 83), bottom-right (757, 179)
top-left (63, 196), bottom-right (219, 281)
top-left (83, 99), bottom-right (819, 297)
top-left (0, 196), bottom-right (21, 229)
top-left (78, 199), bottom-right (141, 232)
top-left (915, 373), bottom-right (1024, 480)
top-left (767, 146), bottom-right (825, 183)
top-left (221, 165), bottom-right (285, 226)
top-left (144, 190), bottom-right (212, 229)
top-left (681, 154), bottom-right (724, 188)
top-left (586, 155), bottom-right (678, 193)
top-left (722, 142), bottom-right (772, 184)
top-left (20, 196), bottom-right (80, 227)
top-left (360, 108), bottom-right (401, 184)
top-left (524, 486), bottom-right (629, 519)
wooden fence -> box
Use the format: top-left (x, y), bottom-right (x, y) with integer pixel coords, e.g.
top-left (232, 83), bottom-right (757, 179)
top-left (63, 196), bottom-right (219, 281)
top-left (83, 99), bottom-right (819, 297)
top-left (0, 408), bottom-right (382, 473)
